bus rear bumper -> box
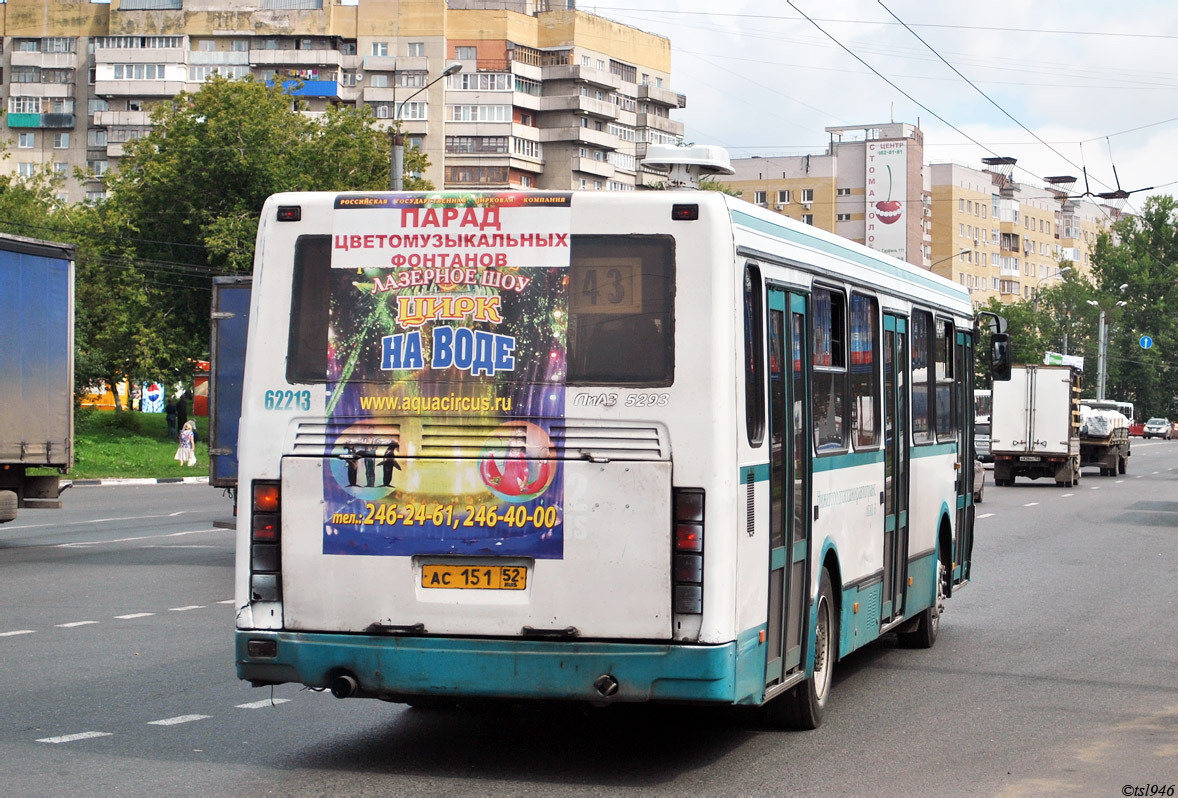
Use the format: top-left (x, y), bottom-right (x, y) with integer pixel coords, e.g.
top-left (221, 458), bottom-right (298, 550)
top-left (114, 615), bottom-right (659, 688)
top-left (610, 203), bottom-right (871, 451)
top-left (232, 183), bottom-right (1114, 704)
top-left (236, 631), bottom-right (742, 704)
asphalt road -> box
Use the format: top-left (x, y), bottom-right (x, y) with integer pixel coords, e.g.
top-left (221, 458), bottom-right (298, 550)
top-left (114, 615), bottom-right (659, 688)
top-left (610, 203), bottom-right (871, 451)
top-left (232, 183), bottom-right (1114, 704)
top-left (1, 447), bottom-right (1176, 797)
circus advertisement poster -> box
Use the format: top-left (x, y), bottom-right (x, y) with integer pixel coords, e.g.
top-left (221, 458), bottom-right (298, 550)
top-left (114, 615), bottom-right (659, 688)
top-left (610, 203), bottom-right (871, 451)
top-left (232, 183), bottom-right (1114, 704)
top-left (321, 192), bottom-right (572, 560)
top-left (865, 140), bottom-right (907, 261)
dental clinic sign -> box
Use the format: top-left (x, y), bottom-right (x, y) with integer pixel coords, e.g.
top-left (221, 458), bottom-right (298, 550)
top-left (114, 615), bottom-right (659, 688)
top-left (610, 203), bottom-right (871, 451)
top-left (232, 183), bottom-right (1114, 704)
top-left (866, 140), bottom-right (907, 262)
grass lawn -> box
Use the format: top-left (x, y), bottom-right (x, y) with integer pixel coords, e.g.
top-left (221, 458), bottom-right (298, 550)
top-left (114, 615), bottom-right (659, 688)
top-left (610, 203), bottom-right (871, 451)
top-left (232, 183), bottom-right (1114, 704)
top-left (38, 409), bottom-right (210, 480)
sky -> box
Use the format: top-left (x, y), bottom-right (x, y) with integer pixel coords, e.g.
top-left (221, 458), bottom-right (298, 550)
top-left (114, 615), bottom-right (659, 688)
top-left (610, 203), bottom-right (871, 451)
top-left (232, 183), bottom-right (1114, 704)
top-left (587, 1), bottom-right (1178, 212)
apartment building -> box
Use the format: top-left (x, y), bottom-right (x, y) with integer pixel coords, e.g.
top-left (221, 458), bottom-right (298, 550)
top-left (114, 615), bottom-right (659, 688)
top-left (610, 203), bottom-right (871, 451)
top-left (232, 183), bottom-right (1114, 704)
top-left (0, 0), bottom-right (685, 203)
top-left (728, 121), bottom-right (1117, 308)
top-left (929, 161), bottom-right (1115, 309)
top-left (728, 123), bottom-right (931, 269)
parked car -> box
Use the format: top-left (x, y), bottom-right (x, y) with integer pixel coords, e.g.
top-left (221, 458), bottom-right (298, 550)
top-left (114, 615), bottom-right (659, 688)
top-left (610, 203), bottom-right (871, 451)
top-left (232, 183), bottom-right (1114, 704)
top-left (1143, 417), bottom-right (1172, 439)
top-left (974, 418), bottom-right (992, 463)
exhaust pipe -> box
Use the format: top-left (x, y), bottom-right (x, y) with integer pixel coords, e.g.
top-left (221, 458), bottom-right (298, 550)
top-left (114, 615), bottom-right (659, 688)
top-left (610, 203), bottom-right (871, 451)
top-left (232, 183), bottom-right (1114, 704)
top-left (330, 673), bottom-right (358, 699)
top-left (593, 674), bottom-right (619, 698)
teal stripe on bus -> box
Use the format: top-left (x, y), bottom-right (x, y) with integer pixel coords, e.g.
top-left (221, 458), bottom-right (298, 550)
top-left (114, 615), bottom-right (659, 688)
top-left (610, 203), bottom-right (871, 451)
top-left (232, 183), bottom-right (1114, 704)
top-left (730, 209), bottom-right (971, 305)
top-left (911, 442), bottom-right (958, 458)
top-left (812, 449), bottom-right (885, 472)
top-left (739, 463), bottom-right (770, 483)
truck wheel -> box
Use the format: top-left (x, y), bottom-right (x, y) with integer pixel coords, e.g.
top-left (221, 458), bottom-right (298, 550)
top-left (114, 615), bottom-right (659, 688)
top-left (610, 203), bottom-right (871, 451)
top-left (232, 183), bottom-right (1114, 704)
top-left (0, 490), bottom-right (16, 523)
top-left (763, 568), bottom-right (836, 730)
top-left (1118, 457), bottom-right (1127, 475)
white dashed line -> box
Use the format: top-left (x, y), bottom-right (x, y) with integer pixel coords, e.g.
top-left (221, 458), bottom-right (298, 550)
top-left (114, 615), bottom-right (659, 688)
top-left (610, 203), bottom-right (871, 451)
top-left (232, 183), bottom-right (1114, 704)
top-left (1, 629), bottom-right (35, 637)
top-left (218, 600), bottom-right (235, 605)
top-left (978, 513), bottom-right (995, 519)
top-left (55, 621), bottom-right (99, 628)
top-left (1090, 486), bottom-right (1101, 490)
top-left (114, 613), bottom-right (154, 620)
top-left (1061, 493), bottom-right (1074, 497)
top-left (148, 714), bottom-right (210, 726)
top-left (168, 605), bottom-right (205, 612)
top-left (1023, 502), bottom-right (1039, 507)
top-left (236, 698), bottom-right (292, 709)
top-left (1116, 480), bottom-right (1124, 484)
top-left (37, 731), bottom-right (112, 744)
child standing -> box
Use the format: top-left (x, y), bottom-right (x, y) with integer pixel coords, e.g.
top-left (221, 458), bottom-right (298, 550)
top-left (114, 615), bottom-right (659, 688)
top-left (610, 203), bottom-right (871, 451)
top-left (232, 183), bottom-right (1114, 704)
top-left (175, 420), bottom-right (197, 467)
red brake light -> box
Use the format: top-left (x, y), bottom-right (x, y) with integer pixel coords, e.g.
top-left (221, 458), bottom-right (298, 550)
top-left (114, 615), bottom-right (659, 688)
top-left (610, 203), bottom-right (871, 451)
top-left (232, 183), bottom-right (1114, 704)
top-left (675, 523), bottom-right (703, 552)
top-left (253, 483), bottom-right (280, 513)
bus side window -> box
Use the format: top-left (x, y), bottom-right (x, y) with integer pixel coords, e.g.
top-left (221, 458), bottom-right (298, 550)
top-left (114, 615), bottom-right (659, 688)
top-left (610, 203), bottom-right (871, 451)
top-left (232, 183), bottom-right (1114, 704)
top-left (911, 310), bottom-right (934, 444)
top-left (812, 286), bottom-right (847, 452)
top-left (286, 235), bottom-right (332, 384)
top-left (744, 264), bottom-right (765, 446)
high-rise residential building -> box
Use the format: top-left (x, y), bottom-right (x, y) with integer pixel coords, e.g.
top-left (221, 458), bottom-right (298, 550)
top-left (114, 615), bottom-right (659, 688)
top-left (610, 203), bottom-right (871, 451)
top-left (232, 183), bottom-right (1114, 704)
top-left (0, 0), bottom-right (685, 203)
top-left (727, 122), bottom-right (1118, 308)
top-left (728, 123), bottom-right (931, 269)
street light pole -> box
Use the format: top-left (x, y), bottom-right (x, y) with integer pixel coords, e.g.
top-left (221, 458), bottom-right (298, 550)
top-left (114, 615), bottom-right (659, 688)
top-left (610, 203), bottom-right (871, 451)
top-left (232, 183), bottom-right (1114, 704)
top-left (1087, 293), bottom-right (1129, 401)
top-left (391, 63), bottom-right (462, 191)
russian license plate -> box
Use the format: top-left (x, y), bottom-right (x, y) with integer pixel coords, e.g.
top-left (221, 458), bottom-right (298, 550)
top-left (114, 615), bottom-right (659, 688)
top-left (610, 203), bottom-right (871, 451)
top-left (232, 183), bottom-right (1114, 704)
top-left (1019, 456), bottom-right (1041, 462)
top-left (421, 564), bottom-right (528, 590)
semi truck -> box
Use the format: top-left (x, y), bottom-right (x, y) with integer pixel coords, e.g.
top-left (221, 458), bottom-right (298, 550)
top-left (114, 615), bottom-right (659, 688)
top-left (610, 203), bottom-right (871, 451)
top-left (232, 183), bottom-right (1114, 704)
top-left (991, 364), bottom-right (1082, 487)
top-left (0, 234), bottom-right (76, 523)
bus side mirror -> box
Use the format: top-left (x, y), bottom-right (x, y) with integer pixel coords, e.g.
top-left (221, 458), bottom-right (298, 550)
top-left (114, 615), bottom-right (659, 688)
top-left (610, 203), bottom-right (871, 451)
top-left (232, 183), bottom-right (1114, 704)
top-left (991, 333), bottom-right (1012, 381)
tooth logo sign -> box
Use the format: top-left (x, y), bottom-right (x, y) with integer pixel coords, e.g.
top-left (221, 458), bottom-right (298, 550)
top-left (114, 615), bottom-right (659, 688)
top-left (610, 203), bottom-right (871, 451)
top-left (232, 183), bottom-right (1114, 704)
top-left (875, 164), bottom-right (902, 224)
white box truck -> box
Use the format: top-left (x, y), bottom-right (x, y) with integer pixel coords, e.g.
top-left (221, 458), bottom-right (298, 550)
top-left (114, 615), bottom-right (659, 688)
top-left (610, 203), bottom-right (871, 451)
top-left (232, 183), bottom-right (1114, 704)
top-left (991, 364), bottom-right (1081, 487)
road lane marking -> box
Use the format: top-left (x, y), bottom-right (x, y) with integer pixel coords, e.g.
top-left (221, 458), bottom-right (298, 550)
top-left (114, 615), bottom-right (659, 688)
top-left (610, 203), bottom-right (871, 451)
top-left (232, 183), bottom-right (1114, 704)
top-left (218, 600), bottom-right (234, 605)
top-left (978, 513), bottom-right (995, 519)
top-left (1061, 493), bottom-right (1074, 497)
top-left (236, 699), bottom-right (292, 709)
top-left (169, 606), bottom-right (205, 612)
top-left (37, 731), bottom-right (112, 744)
top-left (114, 613), bottom-right (154, 619)
top-left (57, 529), bottom-right (219, 548)
top-left (149, 715), bottom-right (210, 726)
top-left (1090, 486), bottom-right (1101, 490)
top-left (56, 621), bottom-right (99, 628)
top-left (1023, 502), bottom-right (1039, 507)
top-left (1116, 480), bottom-right (1124, 484)
top-left (0, 629), bottom-right (35, 637)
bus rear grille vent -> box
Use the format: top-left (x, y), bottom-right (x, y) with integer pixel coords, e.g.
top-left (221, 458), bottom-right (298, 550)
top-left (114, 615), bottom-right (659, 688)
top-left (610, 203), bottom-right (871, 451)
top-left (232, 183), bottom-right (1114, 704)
top-left (290, 420), bottom-right (401, 455)
top-left (420, 420), bottom-right (669, 461)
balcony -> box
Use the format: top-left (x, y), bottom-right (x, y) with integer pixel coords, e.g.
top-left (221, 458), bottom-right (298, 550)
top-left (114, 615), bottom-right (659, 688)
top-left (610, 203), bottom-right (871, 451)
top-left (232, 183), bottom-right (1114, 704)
top-left (93, 110), bottom-right (152, 126)
top-left (6, 113), bottom-right (76, 129)
top-left (538, 95), bottom-right (618, 119)
top-left (188, 51), bottom-right (251, 67)
top-left (8, 83), bottom-right (75, 99)
top-left (94, 48), bottom-right (186, 65)
top-left (539, 125), bottom-right (617, 150)
top-left (95, 80), bottom-right (187, 97)
top-left (636, 113), bottom-right (684, 136)
top-left (362, 55), bottom-right (428, 73)
top-left (270, 79), bottom-right (340, 98)
top-left (574, 157), bottom-right (614, 179)
top-left (250, 49), bottom-right (343, 68)
top-left (541, 64), bottom-right (622, 90)
top-left (638, 83), bottom-right (686, 108)
top-left (10, 52), bottom-right (79, 69)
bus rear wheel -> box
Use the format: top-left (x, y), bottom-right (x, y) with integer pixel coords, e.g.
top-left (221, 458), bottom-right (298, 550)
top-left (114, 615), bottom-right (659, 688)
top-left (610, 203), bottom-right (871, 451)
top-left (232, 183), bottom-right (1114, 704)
top-left (763, 568), bottom-right (836, 730)
top-left (898, 558), bottom-right (945, 649)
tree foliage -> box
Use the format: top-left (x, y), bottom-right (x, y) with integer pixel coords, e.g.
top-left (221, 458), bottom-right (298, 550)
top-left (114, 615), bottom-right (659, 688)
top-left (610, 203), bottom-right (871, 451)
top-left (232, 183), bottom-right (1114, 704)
top-left (83, 76), bottom-right (431, 393)
top-left (977, 195), bottom-right (1178, 418)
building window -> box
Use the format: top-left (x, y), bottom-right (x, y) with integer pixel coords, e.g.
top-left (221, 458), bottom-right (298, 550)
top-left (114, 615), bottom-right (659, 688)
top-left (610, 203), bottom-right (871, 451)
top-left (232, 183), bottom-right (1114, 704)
top-left (836, 213), bottom-right (851, 222)
top-left (111, 63), bottom-right (168, 80)
top-left (53, 133), bottom-right (69, 149)
top-left (88, 129), bottom-right (108, 147)
top-left (446, 104), bottom-right (511, 122)
top-left (753, 191), bottom-right (766, 205)
top-left (371, 42), bottom-right (388, 57)
top-left (836, 187), bottom-right (851, 196)
top-left (455, 46), bottom-right (477, 60)
top-left (407, 41), bottom-right (424, 57)
top-left (369, 74), bottom-right (388, 88)
top-left (18, 163), bottom-right (36, 178)
top-left (445, 165), bottom-right (510, 185)
top-left (18, 133), bottom-right (34, 149)
top-left (801, 188), bottom-right (814, 203)
top-left (777, 189), bottom-right (790, 204)
top-left (802, 214), bottom-right (814, 225)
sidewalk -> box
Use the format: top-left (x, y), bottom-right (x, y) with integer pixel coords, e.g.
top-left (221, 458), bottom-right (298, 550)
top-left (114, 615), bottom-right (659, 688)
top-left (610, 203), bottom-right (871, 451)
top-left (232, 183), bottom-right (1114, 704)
top-left (69, 476), bottom-right (210, 487)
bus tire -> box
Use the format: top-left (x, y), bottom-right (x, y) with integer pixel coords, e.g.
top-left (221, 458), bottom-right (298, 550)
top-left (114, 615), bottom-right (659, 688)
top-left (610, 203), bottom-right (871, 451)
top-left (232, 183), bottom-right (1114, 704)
top-left (898, 558), bottom-right (945, 650)
top-left (0, 490), bottom-right (16, 524)
top-left (764, 568), bottom-right (836, 730)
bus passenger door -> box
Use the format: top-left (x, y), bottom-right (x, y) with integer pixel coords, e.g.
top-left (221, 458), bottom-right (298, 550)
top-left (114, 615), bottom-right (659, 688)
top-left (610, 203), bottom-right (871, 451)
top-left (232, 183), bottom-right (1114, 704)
top-left (881, 314), bottom-right (910, 622)
top-left (765, 289), bottom-right (812, 687)
top-left (954, 329), bottom-right (976, 583)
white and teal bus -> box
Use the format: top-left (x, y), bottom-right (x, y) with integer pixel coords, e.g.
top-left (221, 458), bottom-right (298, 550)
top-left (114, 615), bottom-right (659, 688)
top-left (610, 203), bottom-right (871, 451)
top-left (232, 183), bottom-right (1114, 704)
top-left (235, 146), bottom-right (1004, 727)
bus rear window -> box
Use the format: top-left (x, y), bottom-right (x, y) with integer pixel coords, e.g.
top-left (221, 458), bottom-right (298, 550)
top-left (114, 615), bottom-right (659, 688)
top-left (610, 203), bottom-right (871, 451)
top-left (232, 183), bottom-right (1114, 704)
top-left (286, 235), bottom-right (331, 384)
top-left (567, 235), bottom-right (675, 386)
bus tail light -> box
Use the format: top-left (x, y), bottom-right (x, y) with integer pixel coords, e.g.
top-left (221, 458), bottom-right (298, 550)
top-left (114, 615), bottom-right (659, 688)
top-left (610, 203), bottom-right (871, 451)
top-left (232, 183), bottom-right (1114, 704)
top-left (673, 488), bottom-right (705, 614)
top-left (250, 480), bottom-right (282, 602)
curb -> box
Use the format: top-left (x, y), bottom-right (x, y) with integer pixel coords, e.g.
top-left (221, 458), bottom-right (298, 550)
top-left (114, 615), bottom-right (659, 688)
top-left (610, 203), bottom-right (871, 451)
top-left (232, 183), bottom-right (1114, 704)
top-left (69, 477), bottom-right (211, 487)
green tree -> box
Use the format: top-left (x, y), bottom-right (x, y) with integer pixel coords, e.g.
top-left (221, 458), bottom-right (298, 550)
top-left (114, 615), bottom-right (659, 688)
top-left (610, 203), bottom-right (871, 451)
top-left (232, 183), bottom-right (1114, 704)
top-left (91, 76), bottom-right (431, 388)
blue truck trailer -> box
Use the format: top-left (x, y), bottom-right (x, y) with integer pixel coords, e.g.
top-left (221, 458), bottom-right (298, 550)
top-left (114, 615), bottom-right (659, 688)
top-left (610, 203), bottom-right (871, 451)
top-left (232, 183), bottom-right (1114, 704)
top-left (0, 234), bottom-right (76, 523)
